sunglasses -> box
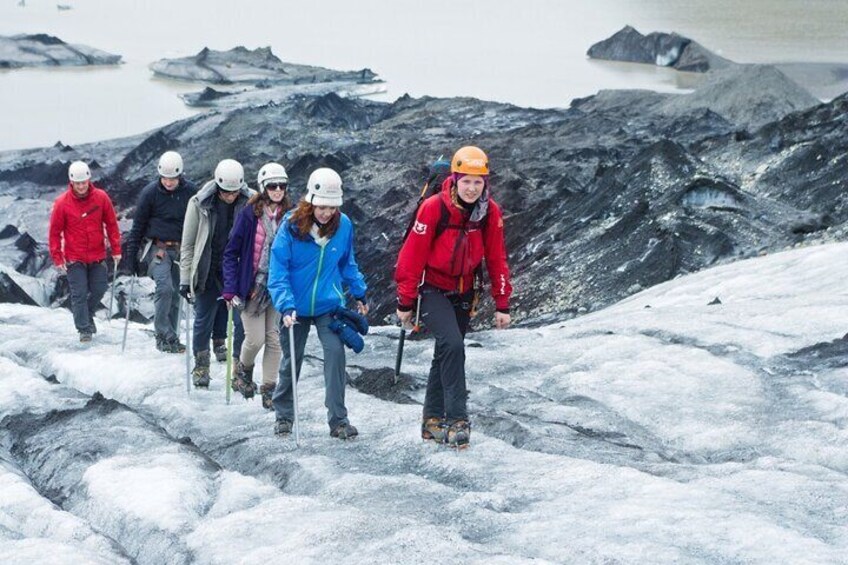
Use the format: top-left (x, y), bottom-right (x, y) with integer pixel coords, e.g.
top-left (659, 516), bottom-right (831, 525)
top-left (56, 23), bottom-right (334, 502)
top-left (265, 183), bottom-right (287, 191)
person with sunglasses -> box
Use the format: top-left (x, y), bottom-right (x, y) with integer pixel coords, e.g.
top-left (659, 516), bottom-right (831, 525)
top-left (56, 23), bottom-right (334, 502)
top-left (179, 159), bottom-right (253, 388)
top-left (222, 163), bottom-right (292, 408)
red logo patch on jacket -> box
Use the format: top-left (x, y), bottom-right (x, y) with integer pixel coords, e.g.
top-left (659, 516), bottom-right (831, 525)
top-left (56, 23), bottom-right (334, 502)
top-left (412, 220), bottom-right (427, 235)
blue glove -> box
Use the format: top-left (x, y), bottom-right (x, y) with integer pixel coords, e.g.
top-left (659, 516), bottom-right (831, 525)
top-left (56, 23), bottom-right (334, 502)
top-left (335, 307), bottom-right (369, 335)
top-left (328, 319), bottom-right (364, 353)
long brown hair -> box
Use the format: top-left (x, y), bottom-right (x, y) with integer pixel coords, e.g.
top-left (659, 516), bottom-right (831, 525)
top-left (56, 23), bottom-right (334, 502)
top-left (248, 189), bottom-right (291, 218)
top-left (289, 199), bottom-right (340, 240)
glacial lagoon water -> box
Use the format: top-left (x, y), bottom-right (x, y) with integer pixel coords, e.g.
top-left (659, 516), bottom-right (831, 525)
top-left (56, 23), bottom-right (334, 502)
top-left (1, 0), bottom-right (847, 151)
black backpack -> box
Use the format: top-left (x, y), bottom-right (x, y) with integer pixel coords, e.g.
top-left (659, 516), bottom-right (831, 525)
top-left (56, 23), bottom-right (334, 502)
top-left (401, 158), bottom-right (487, 309)
top-left (401, 158), bottom-right (453, 243)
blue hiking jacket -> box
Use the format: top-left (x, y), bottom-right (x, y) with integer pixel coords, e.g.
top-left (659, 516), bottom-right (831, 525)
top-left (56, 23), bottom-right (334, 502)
top-left (268, 213), bottom-right (367, 317)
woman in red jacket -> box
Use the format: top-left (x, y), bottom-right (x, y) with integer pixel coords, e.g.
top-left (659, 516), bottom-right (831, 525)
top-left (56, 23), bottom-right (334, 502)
top-left (395, 146), bottom-right (512, 448)
top-left (49, 161), bottom-right (122, 342)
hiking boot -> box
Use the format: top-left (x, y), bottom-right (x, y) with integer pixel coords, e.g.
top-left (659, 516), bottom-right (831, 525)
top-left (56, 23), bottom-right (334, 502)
top-left (447, 420), bottom-right (471, 448)
top-left (191, 350), bottom-right (211, 388)
top-left (79, 332), bottom-right (93, 343)
top-left (213, 339), bottom-right (227, 362)
top-left (330, 423), bottom-right (359, 440)
top-left (168, 336), bottom-right (186, 353)
top-left (260, 383), bottom-right (275, 410)
top-left (232, 362), bottom-right (257, 400)
top-left (421, 417), bottom-right (447, 443)
top-left (274, 419), bottom-right (293, 436)
top-left (156, 334), bottom-right (186, 354)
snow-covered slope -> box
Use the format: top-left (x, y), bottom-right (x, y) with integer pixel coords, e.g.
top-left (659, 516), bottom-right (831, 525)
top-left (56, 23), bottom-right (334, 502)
top-left (1, 242), bottom-right (847, 564)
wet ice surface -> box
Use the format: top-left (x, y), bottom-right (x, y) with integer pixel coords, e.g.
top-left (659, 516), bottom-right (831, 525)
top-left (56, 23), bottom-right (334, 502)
top-left (1, 242), bottom-right (847, 564)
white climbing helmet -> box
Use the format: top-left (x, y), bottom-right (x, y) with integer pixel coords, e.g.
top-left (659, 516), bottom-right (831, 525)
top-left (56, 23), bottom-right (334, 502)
top-left (256, 162), bottom-right (288, 192)
top-left (157, 151), bottom-right (184, 179)
top-left (214, 158), bottom-right (245, 192)
top-left (305, 167), bottom-right (343, 207)
top-left (68, 161), bottom-right (91, 182)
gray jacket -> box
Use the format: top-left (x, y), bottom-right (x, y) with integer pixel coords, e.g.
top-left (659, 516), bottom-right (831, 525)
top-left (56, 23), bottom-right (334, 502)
top-left (179, 179), bottom-right (254, 295)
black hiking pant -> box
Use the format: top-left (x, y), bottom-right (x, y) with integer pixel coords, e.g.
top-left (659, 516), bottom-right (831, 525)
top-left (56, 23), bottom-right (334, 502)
top-left (420, 285), bottom-right (473, 424)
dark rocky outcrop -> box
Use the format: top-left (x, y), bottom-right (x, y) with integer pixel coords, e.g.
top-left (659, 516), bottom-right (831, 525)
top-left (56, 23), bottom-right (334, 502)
top-left (660, 64), bottom-right (819, 129)
top-left (0, 271), bottom-right (38, 305)
top-left (179, 80), bottom-right (387, 109)
top-left (0, 34), bottom-right (121, 68)
top-left (587, 26), bottom-right (847, 101)
top-left (150, 45), bottom-right (379, 85)
top-left (587, 26), bottom-right (731, 73)
top-left (0, 61), bottom-right (846, 326)
top-left (151, 46), bottom-right (384, 109)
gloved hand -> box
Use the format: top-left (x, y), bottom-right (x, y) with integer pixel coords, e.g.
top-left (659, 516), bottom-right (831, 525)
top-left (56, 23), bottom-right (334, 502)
top-left (221, 293), bottom-right (241, 309)
top-left (179, 284), bottom-right (193, 303)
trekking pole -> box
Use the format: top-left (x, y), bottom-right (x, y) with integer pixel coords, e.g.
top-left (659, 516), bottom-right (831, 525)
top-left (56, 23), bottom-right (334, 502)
top-left (288, 323), bottom-right (301, 447)
top-left (108, 260), bottom-right (118, 320)
top-left (225, 304), bottom-right (234, 405)
top-left (175, 295), bottom-right (183, 338)
top-left (184, 297), bottom-right (192, 395)
top-left (121, 275), bottom-right (136, 353)
top-left (394, 328), bottom-right (405, 385)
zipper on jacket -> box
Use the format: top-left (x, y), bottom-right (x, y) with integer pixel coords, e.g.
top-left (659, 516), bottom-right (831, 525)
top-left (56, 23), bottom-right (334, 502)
top-left (333, 283), bottom-right (345, 305)
top-left (81, 205), bottom-right (100, 218)
top-left (310, 245), bottom-right (327, 316)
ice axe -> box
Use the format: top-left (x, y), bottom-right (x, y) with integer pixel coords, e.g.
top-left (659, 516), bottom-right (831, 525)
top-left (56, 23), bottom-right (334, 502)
top-left (394, 328), bottom-right (406, 385)
top-left (395, 271), bottom-right (425, 384)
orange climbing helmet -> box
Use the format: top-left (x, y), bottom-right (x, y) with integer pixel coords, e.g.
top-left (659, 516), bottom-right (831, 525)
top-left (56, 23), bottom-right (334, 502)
top-left (451, 146), bottom-right (489, 176)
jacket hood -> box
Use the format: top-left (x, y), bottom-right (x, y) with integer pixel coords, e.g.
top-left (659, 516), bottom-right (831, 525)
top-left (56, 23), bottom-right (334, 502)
top-left (196, 179), bottom-right (254, 208)
top-left (439, 176), bottom-right (489, 223)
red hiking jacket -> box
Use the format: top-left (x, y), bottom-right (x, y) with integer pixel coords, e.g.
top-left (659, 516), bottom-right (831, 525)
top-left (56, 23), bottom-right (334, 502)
top-left (395, 177), bottom-right (512, 311)
top-left (49, 183), bottom-right (122, 266)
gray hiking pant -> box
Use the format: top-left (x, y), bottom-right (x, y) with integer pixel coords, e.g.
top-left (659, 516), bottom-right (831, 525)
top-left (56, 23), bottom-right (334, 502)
top-left (148, 247), bottom-right (180, 340)
top-left (420, 286), bottom-right (473, 424)
top-left (273, 313), bottom-right (349, 430)
top-left (66, 260), bottom-right (108, 334)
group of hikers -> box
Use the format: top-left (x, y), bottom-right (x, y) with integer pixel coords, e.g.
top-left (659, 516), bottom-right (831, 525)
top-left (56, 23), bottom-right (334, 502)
top-left (47, 146), bottom-right (512, 447)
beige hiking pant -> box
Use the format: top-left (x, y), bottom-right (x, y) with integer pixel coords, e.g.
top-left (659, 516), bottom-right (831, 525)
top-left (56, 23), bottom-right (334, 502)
top-left (239, 303), bottom-right (281, 387)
